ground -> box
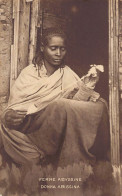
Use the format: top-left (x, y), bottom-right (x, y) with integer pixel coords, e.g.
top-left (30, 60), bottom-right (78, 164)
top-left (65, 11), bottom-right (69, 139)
top-left (0, 150), bottom-right (119, 196)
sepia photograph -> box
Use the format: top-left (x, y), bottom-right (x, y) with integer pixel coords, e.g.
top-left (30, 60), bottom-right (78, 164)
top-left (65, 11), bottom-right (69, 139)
top-left (0, 0), bottom-right (121, 195)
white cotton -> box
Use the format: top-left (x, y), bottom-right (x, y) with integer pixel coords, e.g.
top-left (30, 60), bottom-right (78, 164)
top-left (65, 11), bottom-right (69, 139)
top-left (89, 64), bottom-right (104, 76)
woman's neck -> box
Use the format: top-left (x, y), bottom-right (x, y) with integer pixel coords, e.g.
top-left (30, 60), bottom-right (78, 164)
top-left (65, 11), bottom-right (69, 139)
top-left (44, 60), bottom-right (58, 76)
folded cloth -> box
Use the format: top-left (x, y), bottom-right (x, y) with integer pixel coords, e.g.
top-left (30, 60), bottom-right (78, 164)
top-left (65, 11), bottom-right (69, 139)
top-left (72, 81), bottom-right (100, 102)
top-left (0, 98), bottom-right (109, 166)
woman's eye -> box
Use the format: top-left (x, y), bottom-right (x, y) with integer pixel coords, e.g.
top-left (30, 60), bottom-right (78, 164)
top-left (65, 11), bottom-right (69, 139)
top-left (61, 47), bottom-right (66, 51)
top-left (50, 47), bottom-right (56, 51)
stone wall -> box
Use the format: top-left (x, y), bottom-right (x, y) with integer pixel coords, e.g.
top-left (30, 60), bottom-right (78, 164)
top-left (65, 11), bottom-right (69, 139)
top-left (0, 0), bottom-right (13, 114)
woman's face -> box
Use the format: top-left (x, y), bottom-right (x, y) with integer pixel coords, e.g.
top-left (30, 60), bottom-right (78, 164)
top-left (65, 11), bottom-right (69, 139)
top-left (42, 35), bottom-right (67, 67)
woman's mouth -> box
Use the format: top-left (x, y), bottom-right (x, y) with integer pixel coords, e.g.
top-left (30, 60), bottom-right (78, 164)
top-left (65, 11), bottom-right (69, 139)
top-left (54, 59), bottom-right (62, 62)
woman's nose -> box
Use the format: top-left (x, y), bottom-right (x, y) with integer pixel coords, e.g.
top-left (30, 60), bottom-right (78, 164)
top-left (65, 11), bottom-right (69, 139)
top-left (56, 48), bottom-right (61, 56)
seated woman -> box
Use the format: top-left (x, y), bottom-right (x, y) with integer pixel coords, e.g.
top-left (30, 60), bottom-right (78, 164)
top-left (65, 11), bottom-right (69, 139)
top-left (0, 28), bottom-right (109, 168)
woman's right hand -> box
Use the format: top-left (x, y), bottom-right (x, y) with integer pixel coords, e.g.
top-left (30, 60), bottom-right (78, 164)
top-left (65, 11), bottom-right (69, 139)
top-left (3, 109), bottom-right (27, 128)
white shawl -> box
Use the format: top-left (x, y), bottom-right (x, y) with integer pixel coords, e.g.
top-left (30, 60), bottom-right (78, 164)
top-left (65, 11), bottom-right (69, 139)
top-left (7, 64), bottom-right (80, 114)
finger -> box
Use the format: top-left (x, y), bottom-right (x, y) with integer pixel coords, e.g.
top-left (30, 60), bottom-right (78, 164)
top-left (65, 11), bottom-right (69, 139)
top-left (7, 112), bottom-right (25, 118)
top-left (16, 110), bottom-right (27, 115)
top-left (13, 122), bottom-right (22, 126)
top-left (13, 118), bottom-right (24, 123)
top-left (6, 121), bottom-right (22, 127)
top-left (13, 113), bottom-right (26, 119)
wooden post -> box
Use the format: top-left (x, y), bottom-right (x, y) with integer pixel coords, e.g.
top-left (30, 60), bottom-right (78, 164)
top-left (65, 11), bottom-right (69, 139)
top-left (10, 0), bottom-right (31, 87)
top-left (109, 0), bottom-right (121, 194)
top-left (28, 0), bottom-right (40, 64)
top-left (17, 0), bottom-right (31, 74)
top-left (10, 0), bottom-right (20, 87)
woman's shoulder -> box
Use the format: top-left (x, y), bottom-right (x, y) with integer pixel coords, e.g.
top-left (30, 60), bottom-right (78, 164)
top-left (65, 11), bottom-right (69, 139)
top-left (14, 64), bottom-right (37, 84)
top-left (64, 65), bottom-right (77, 74)
top-left (64, 65), bottom-right (80, 80)
top-left (17, 64), bottom-right (38, 79)
top-left (20, 64), bottom-right (35, 75)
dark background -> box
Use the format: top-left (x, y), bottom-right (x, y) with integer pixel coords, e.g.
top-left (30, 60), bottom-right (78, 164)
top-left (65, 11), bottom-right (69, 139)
top-left (41, 0), bottom-right (108, 100)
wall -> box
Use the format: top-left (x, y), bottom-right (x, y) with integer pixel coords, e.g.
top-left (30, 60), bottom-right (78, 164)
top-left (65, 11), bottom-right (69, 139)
top-left (119, 1), bottom-right (122, 90)
top-left (0, 0), bottom-right (13, 115)
top-left (119, 0), bottom-right (122, 158)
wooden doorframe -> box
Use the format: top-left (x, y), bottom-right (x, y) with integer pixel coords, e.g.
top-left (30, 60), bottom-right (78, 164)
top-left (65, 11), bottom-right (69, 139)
top-left (109, 0), bottom-right (121, 192)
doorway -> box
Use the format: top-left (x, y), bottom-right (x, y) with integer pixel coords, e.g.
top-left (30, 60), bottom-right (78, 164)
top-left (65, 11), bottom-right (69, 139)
top-left (40, 0), bottom-right (109, 101)
top-left (10, 0), bottom-right (121, 191)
